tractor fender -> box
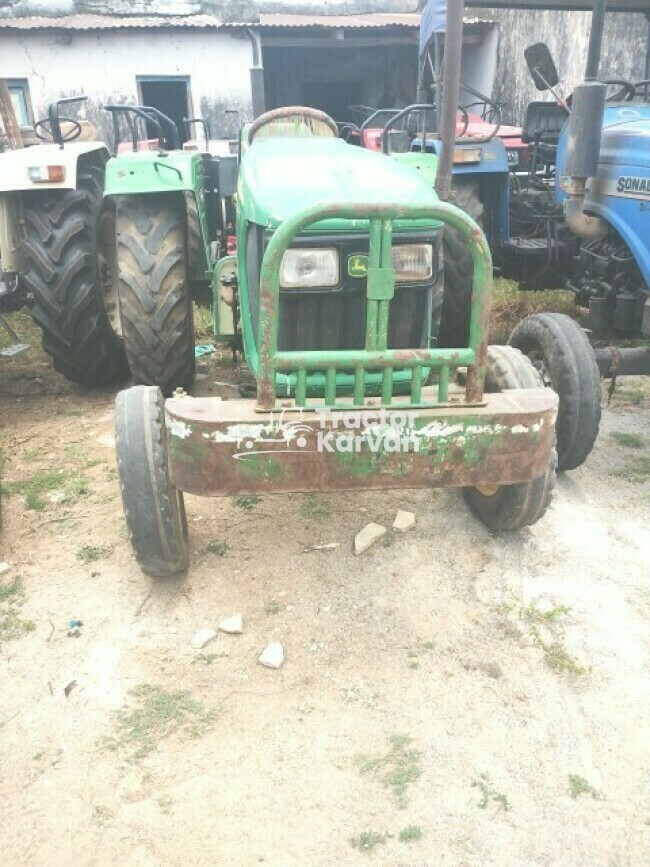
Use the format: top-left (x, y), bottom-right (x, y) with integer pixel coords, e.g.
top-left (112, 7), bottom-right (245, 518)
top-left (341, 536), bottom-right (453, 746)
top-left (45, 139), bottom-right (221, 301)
top-left (0, 142), bottom-right (108, 192)
top-left (104, 151), bottom-right (202, 197)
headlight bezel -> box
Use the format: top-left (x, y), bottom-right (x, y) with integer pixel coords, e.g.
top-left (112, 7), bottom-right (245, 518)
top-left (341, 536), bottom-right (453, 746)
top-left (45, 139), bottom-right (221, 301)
top-left (392, 243), bottom-right (434, 283)
top-left (279, 246), bottom-right (339, 290)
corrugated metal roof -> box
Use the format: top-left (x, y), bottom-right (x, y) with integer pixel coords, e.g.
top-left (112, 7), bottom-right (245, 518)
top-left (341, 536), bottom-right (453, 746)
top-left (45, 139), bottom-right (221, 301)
top-left (0, 11), bottom-right (493, 32)
top-left (0, 14), bottom-right (224, 31)
top-left (257, 13), bottom-right (491, 29)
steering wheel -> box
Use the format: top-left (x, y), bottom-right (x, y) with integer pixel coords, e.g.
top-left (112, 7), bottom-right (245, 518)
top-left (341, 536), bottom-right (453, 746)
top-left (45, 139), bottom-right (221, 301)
top-left (34, 116), bottom-right (82, 142)
top-left (248, 106), bottom-right (339, 144)
top-left (601, 79), bottom-right (635, 102)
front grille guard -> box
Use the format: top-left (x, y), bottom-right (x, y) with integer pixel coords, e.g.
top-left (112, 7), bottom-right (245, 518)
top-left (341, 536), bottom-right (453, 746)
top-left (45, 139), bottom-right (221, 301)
top-left (255, 201), bottom-right (492, 411)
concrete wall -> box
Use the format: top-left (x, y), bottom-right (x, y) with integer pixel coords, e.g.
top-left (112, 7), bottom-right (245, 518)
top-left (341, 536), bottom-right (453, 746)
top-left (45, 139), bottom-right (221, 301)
top-left (0, 27), bottom-right (254, 141)
top-left (488, 9), bottom-right (649, 123)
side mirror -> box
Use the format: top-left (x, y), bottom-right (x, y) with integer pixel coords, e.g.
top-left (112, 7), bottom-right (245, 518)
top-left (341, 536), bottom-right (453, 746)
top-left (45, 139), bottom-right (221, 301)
top-left (524, 43), bottom-right (559, 91)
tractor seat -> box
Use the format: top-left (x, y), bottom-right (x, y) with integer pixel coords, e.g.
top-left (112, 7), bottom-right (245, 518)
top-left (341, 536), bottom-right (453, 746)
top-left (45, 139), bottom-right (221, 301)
top-left (522, 101), bottom-right (568, 144)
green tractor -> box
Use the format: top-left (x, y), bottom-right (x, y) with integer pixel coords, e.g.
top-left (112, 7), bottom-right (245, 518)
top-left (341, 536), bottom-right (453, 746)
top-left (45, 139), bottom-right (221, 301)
top-left (107, 104), bottom-right (557, 576)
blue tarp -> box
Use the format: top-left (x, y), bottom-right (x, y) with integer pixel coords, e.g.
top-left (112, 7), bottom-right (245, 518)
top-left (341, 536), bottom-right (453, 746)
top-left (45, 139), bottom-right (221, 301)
top-left (419, 0), bottom-right (447, 56)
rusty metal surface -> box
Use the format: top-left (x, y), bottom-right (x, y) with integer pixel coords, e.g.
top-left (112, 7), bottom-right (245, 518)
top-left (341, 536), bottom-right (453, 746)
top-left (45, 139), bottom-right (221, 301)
top-left (256, 14), bottom-right (492, 30)
top-left (165, 388), bottom-right (558, 497)
top-left (0, 14), bottom-right (224, 31)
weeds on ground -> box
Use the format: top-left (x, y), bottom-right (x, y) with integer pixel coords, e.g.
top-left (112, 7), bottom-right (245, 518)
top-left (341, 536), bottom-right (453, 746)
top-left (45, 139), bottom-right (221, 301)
top-left (611, 431), bottom-right (645, 449)
top-left (101, 684), bottom-right (216, 761)
top-left (206, 540), bottom-right (228, 556)
top-left (233, 494), bottom-right (261, 510)
top-left (0, 578), bottom-right (36, 643)
top-left (191, 652), bottom-right (228, 665)
top-left (471, 772), bottom-right (512, 811)
top-left (488, 278), bottom-right (587, 344)
top-left (300, 495), bottom-right (331, 519)
top-left (76, 543), bottom-right (112, 564)
top-left (501, 591), bottom-right (586, 676)
top-left (350, 830), bottom-right (387, 852)
top-left (612, 456), bottom-right (650, 484)
top-left (399, 825), bottom-right (422, 842)
top-left (356, 734), bottom-right (422, 809)
top-left (265, 599), bottom-right (282, 615)
top-left (2, 468), bottom-right (89, 510)
top-left (568, 774), bottom-right (602, 800)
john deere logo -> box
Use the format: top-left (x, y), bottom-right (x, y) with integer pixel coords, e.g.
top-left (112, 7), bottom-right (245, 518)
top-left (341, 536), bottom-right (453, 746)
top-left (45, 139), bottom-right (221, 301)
top-left (348, 254), bottom-right (369, 278)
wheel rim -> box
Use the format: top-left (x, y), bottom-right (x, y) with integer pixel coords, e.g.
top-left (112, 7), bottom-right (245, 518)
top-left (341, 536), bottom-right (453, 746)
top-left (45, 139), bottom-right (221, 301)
top-left (526, 349), bottom-right (552, 388)
top-left (474, 484), bottom-right (500, 497)
top-left (97, 207), bottom-right (122, 338)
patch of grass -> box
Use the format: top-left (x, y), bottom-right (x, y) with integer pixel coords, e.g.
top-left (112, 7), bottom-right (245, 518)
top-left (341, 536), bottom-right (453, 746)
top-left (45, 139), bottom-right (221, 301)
top-left (350, 830), bottom-right (387, 852)
top-left (191, 652), bottom-right (228, 665)
top-left (265, 599), bottom-right (281, 615)
top-left (568, 774), bottom-right (601, 800)
top-left (76, 543), bottom-right (112, 564)
top-left (612, 456), bottom-right (650, 484)
top-left (532, 631), bottom-right (588, 676)
top-left (489, 278), bottom-right (587, 345)
top-left (611, 380), bottom-right (650, 407)
top-left (193, 304), bottom-right (214, 341)
top-left (157, 795), bottom-right (173, 814)
top-left (300, 495), bottom-right (331, 519)
top-left (233, 494), bottom-right (261, 510)
top-left (521, 602), bottom-right (571, 625)
top-left (102, 684), bottom-right (216, 761)
top-left (356, 733), bottom-right (422, 809)
top-left (2, 468), bottom-right (89, 510)
top-left (611, 431), bottom-right (645, 449)
top-left (0, 578), bottom-right (35, 643)
top-left (206, 540), bottom-right (228, 556)
top-left (471, 772), bottom-right (512, 811)
top-left (399, 824), bottom-right (422, 843)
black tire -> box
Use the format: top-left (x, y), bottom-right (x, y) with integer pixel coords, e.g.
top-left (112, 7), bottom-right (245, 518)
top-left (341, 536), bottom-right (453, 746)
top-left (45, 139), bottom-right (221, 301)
top-left (463, 346), bottom-right (556, 531)
top-left (437, 179), bottom-right (484, 348)
top-left (116, 194), bottom-right (195, 395)
top-left (115, 385), bottom-right (188, 577)
top-left (509, 312), bottom-right (601, 471)
top-left (21, 162), bottom-right (128, 386)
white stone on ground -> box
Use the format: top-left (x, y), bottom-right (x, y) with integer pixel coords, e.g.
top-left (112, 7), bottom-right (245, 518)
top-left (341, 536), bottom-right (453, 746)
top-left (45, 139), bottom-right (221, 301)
top-left (259, 642), bottom-right (284, 669)
top-left (219, 614), bottom-right (244, 634)
top-left (354, 523), bottom-right (387, 555)
top-left (393, 510), bottom-right (416, 533)
top-left (191, 627), bottom-right (217, 649)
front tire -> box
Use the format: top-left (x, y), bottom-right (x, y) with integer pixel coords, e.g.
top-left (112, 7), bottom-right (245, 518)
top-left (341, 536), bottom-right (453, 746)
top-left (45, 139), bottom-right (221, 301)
top-left (509, 312), bottom-right (601, 471)
top-left (116, 194), bottom-right (195, 395)
top-left (21, 162), bottom-right (128, 386)
top-left (437, 179), bottom-right (484, 348)
top-left (463, 346), bottom-right (556, 531)
top-left (115, 385), bottom-right (188, 577)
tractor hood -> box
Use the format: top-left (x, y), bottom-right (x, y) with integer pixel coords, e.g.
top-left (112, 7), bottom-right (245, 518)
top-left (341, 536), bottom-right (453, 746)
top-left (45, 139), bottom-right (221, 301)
top-left (599, 105), bottom-right (650, 170)
top-left (238, 137), bottom-right (442, 233)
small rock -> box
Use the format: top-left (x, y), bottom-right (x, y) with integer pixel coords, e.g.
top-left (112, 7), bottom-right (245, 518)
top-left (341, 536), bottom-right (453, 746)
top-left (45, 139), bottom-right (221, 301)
top-left (393, 510), bottom-right (416, 533)
top-left (0, 562), bottom-right (10, 575)
top-left (191, 627), bottom-right (217, 649)
top-left (259, 642), bottom-right (284, 669)
top-left (354, 522), bottom-right (387, 555)
top-left (219, 614), bottom-right (244, 635)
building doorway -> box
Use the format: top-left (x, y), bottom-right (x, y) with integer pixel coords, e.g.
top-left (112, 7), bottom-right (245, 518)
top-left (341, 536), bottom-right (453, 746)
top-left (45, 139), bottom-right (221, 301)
top-left (137, 76), bottom-right (191, 144)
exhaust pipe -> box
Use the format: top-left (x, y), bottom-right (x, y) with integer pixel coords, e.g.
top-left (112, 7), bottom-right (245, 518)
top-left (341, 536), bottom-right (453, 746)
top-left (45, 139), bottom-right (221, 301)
top-left (564, 80), bottom-right (608, 238)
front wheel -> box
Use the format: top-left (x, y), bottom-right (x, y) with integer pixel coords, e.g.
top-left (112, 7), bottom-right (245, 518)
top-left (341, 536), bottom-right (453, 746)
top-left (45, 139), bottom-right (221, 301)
top-left (463, 346), bottom-right (556, 531)
top-left (115, 385), bottom-right (188, 576)
top-left (509, 312), bottom-right (601, 471)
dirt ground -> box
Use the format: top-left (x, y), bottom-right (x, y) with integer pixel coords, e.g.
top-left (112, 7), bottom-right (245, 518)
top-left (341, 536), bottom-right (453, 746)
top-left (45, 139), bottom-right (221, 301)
top-left (1, 312), bottom-right (649, 867)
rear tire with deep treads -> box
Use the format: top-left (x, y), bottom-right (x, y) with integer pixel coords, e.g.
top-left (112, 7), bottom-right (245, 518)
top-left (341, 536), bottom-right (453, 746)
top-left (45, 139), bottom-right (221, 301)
top-left (437, 179), bottom-right (484, 348)
top-left (116, 194), bottom-right (195, 394)
top-left (21, 163), bottom-right (128, 386)
top-left (509, 312), bottom-right (601, 471)
top-left (115, 385), bottom-right (188, 577)
top-left (463, 346), bottom-right (557, 531)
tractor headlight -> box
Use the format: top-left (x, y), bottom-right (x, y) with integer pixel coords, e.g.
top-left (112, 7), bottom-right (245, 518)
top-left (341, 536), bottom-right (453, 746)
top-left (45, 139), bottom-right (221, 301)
top-left (280, 247), bottom-right (339, 289)
top-left (392, 244), bottom-right (433, 283)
